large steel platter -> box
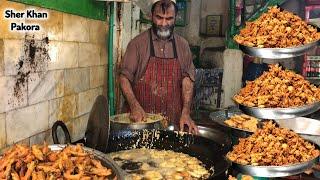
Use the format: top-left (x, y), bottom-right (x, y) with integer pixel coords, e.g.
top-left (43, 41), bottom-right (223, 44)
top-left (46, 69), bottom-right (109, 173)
top-left (49, 144), bottom-right (125, 180)
top-left (231, 156), bottom-right (319, 177)
top-left (239, 102), bottom-right (320, 119)
top-left (239, 39), bottom-right (319, 59)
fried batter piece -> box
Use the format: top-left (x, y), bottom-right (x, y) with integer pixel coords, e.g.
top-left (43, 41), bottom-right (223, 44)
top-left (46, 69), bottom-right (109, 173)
top-left (226, 121), bottom-right (320, 166)
top-left (0, 143), bottom-right (113, 179)
top-left (234, 64), bottom-right (320, 108)
top-left (234, 6), bottom-right (320, 48)
top-left (224, 114), bottom-right (259, 132)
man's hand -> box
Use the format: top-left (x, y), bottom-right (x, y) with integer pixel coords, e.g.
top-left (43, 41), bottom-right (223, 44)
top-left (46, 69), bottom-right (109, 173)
top-left (120, 75), bottom-right (146, 122)
top-left (129, 104), bottom-right (146, 122)
top-left (179, 113), bottom-right (198, 134)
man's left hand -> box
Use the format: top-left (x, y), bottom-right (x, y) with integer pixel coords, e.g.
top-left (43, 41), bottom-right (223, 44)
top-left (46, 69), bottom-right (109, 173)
top-left (179, 114), bottom-right (199, 134)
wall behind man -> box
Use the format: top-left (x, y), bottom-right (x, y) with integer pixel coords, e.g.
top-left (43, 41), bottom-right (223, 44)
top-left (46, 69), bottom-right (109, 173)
top-left (0, 0), bottom-right (107, 151)
top-left (175, 0), bottom-right (228, 47)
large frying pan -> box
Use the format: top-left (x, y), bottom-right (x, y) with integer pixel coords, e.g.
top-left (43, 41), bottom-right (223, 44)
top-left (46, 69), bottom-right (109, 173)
top-left (51, 94), bottom-right (231, 179)
top-left (106, 127), bottom-right (231, 180)
top-left (52, 121), bottom-right (231, 179)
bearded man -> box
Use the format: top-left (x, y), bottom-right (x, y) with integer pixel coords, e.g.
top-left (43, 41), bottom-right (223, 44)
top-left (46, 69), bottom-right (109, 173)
top-left (119, 0), bottom-right (198, 133)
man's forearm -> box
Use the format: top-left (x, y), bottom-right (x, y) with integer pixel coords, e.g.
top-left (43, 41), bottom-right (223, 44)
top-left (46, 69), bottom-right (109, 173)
top-left (119, 75), bottom-right (140, 109)
top-left (182, 77), bottom-right (194, 115)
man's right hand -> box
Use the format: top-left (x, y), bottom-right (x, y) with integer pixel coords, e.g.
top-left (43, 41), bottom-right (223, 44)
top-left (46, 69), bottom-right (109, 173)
top-left (129, 105), bottom-right (146, 122)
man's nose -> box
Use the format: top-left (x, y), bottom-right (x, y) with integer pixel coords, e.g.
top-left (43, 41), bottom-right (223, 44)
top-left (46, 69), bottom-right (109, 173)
top-left (159, 19), bottom-right (168, 26)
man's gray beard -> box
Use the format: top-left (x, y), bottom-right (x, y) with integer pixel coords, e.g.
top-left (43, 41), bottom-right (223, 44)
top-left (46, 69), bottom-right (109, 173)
top-left (156, 29), bottom-right (171, 39)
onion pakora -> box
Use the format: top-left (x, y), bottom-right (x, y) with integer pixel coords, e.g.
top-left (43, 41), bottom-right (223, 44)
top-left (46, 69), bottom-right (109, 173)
top-left (234, 6), bottom-right (320, 48)
top-left (226, 121), bottom-right (320, 166)
top-left (224, 114), bottom-right (258, 132)
top-left (234, 64), bottom-right (320, 108)
top-left (0, 143), bottom-right (113, 179)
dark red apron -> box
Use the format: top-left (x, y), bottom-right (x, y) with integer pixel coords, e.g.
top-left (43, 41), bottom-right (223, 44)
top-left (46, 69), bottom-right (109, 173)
top-left (132, 30), bottom-right (183, 127)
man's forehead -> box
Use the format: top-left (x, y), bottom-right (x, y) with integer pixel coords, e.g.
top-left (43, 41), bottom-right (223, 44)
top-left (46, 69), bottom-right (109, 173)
top-left (153, 4), bottom-right (175, 15)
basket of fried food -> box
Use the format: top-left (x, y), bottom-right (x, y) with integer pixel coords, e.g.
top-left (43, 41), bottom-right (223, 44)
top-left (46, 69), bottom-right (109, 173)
top-left (226, 121), bottom-right (320, 177)
top-left (234, 6), bottom-right (320, 58)
top-left (224, 114), bottom-right (259, 133)
top-left (0, 143), bottom-right (123, 180)
top-left (234, 64), bottom-right (320, 119)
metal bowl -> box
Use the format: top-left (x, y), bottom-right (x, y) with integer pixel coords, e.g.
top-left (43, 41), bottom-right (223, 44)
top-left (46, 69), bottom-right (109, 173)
top-left (110, 113), bottom-right (167, 131)
top-left (231, 156), bottom-right (319, 177)
top-left (49, 144), bottom-right (125, 180)
top-left (239, 102), bottom-right (320, 119)
top-left (239, 39), bottom-right (319, 59)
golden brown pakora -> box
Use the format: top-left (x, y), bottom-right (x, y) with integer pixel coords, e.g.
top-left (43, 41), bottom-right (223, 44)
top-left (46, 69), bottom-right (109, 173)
top-left (226, 121), bottom-right (320, 166)
top-left (224, 114), bottom-right (259, 132)
top-left (234, 6), bottom-right (320, 48)
top-left (0, 143), bottom-right (113, 179)
top-left (234, 64), bottom-right (320, 108)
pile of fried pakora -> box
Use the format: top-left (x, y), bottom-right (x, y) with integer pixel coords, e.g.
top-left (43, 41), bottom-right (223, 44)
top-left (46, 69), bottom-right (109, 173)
top-left (226, 121), bottom-right (320, 166)
top-left (224, 114), bottom-right (258, 132)
top-left (0, 143), bottom-right (113, 179)
top-left (234, 64), bottom-right (320, 108)
top-left (234, 6), bottom-right (320, 48)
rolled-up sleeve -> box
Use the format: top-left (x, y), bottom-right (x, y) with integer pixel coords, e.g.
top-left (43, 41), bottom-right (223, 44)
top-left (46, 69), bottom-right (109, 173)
top-left (120, 41), bottom-right (139, 82)
top-left (182, 44), bottom-right (196, 82)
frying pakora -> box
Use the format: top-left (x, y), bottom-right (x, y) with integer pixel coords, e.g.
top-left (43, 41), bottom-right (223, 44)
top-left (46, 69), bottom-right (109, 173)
top-left (110, 148), bottom-right (210, 180)
top-left (234, 6), bottom-right (320, 48)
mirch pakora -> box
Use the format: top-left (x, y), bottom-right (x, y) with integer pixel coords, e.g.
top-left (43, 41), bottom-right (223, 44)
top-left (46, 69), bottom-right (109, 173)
top-left (0, 143), bottom-right (113, 179)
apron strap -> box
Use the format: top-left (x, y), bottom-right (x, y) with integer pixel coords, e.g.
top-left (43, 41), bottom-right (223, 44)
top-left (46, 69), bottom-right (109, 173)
top-left (149, 29), bottom-right (156, 57)
top-left (149, 29), bottom-right (178, 59)
top-left (172, 35), bottom-right (178, 59)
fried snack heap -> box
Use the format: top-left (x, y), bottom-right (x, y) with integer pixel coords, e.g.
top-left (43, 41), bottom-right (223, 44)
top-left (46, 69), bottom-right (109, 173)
top-left (234, 6), bottom-right (320, 48)
top-left (227, 121), bottom-right (320, 166)
top-left (224, 114), bottom-right (258, 132)
top-left (234, 64), bottom-right (320, 108)
top-left (0, 143), bottom-right (113, 179)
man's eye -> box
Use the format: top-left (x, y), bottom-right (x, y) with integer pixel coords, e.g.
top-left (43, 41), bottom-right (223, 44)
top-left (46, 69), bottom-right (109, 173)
top-left (156, 15), bottom-right (163, 19)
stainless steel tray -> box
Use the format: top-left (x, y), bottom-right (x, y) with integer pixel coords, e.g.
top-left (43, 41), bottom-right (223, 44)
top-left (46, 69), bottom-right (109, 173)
top-left (275, 117), bottom-right (320, 136)
top-left (239, 102), bottom-right (320, 119)
top-left (49, 144), bottom-right (125, 180)
top-left (239, 40), bottom-right (319, 59)
top-left (232, 156), bottom-right (319, 177)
